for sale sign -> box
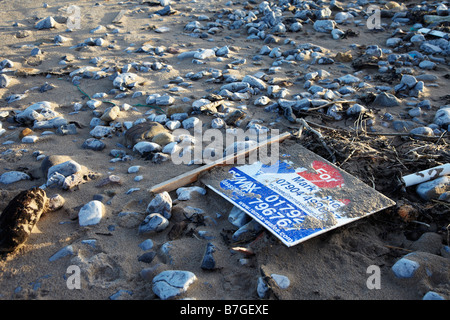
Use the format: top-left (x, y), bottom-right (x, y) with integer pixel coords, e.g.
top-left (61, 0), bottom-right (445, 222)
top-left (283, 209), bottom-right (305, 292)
top-left (204, 145), bottom-right (395, 247)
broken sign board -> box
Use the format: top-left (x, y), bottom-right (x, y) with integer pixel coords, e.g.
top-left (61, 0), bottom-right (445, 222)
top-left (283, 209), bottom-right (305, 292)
top-left (204, 145), bottom-right (395, 247)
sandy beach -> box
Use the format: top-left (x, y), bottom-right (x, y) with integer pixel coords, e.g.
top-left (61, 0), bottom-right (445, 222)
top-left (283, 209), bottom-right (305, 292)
top-left (0, 0), bottom-right (448, 302)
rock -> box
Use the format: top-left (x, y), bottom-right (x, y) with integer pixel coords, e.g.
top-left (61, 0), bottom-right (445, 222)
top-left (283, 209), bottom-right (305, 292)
top-left (194, 48), bottom-right (216, 60)
top-left (152, 270), bottom-right (197, 300)
top-left (416, 176), bottom-right (450, 201)
top-left (139, 239), bottom-right (154, 251)
top-left (391, 256), bottom-right (420, 278)
top-left (201, 242), bottom-right (217, 270)
top-left (152, 132), bottom-right (174, 146)
top-left (271, 274), bottom-right (290, 289)
top-left (47, 160), bottom-right (82, 179)
top-left (242, 75), bottom-right (267, 90)
top-left (228, 206), bottom-right (251, 228)
top-left (372, 92), bottom-right (401, 107)
top-left (232, 220), bottom-right (263, 242)
top-left (434, 107), bottom-right (450, 127)
top-left (15, 101), bottom-right (59, 124)
top-left (419, 60), bottom-right (436, 70)
top-left (146, 191), bottom-right (172, 219)
top-left (82, 138), bottom-right (106, 151)
top-left (257, 277), bottom-right (269, 298)
top-left (0, 74), bottom-right (11, 88)
top-left (90, 125), bottom-right (115, 138)
top-left (35, 16), bottom-right (57, 29)
top-left (78, 200), bottom-right (105, 226)
top-left (176, 186), bottom-right (206, 200)
top-left (48, 194), bottom-right (65, 211)
top-left (0, 188), bottom-right (48, 253)
top-left (138, 213), bottom-right (169, 234)
top-left (127, 166), bottom-right (140, 174)
top-left (155, 95), bottom-right (175, 106)
top-left (0, 171), bottom-right (30, 184)
top-left (133, 141), bottom-right (161, 155)
top-left (138, 251), bottom-right (157, 263)
top-left (113, 73), bottom-right (145, 91)
top-left (49, 245), bottom-right (75, 262)
top-left (423, 291), bottom-right (445, 300)
top-left (182, 117), bottom-right (200, 129)
top-left (125, 122), bottom-right (169, 146)
top-left (33, 116), bottom-right (68, 130)
top-left (313, 20), bottom-right (335, 32)
top-left (100, 106), bottom-right (120, 122)
top-left (391, 251), bottom-right (450, 287)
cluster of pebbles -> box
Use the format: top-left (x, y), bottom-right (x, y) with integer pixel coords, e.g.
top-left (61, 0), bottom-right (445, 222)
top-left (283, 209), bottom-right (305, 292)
top-left (0, 0), bottom-right (449, 300)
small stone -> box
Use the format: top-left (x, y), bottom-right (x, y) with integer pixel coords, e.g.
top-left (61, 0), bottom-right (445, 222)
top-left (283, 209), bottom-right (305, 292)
top-left (423, 291), bottom-right (445, 300)
top-left (146, 191), bottom-right (172, 219)
top-left (78, 200), bottom-right (105, 226)
top-left (176, 186), bottom-right (206, 200)
top-left (152, 132), bottom-right (174, 146)
top-left (90, 125), bottom-right (115, 138)
top-left (434, 107), bottom-right (450, 127)
top-left (372, 92), bottom-right (401, 107)
top-left (49, 245), bottom-right (74, 262)
top-left (47, 160), bottom-right (82, 179)
top-left (133, 141), bottom-right (161, 155)
top-left (48, 194), bottom-right (65, 211)
top-left (127, 165), bottom-right (140, 174)
top-left (100, 106), bottom-right (120, 122)
top-left (22, 135), bottom-right (39, 144)
top-left (82, 138), bottom-right (106, 151)
top-left (182, 117), bottom-right (200, 129)
top-left (228, 206), bottom-right (251, 228)
top-left (313, 20), bottom-right (335, 32)
top-left (0, 74), bottom-right (11, 88)
top-left (35, 16), bottom-right (57, 29)
top-left (138, 239), bottom-right (154, 251)
top-left (155, 95), bottom-right (175, 106)
top-left (419, 60), bottom-right (436, 70)
top-left (201, 242), bottom-right (217, 270)
top-left (152, 270), bottom-right (197, 300)
top-left (138, 213), bottom-right (169, 234)
top-left (0, 171), bottom-right (30, 184)
top-left (138, 251), bottom-right (156, 263)
top-left (271, 274), bottom-right (290, 289)
top-left (391, 257), bottom-right (420, 278)
top-left (113, 73), bottom-right (145, 91)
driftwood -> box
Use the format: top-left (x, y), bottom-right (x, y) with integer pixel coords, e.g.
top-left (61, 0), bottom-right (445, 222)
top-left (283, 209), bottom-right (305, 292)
top-left (148, 132), bottom-right (292, 194)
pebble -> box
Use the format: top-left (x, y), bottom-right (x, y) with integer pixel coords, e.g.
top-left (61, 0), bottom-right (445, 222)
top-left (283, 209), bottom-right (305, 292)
top-left (200, 242), bottom-right (217, 270)
top-left (152, 270), bottom-right (197, 300)
top-left (49, 245), bottom-right (75, 262)
top-left (35, 16), bottom-right (57, 30)
top-left (133, 141), bottom-right (161, 155)
top-left (82, 138), bottom-right (106, 151)
top-left (146, 191), bottom-right (172, 219)
top-left (138, 213), bottom-right (169, 234)
top-left (176, 186), bottom-right (206, 200)
top-left (78, 200), bottom-right (105, 226)
top-left (0, 171), bottom-right (30, 184)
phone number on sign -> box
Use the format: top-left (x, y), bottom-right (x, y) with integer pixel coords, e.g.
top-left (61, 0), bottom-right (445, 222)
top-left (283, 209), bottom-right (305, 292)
top-left (238, 193), bottom-right (306, 232)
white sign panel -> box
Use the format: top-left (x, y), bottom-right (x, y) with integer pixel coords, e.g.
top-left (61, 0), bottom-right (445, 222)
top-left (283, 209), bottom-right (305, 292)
top-left (206, 147), bottom-right (395, 247)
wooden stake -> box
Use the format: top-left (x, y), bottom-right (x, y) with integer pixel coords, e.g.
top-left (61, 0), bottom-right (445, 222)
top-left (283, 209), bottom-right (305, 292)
top-left (148, 132), bottom-right (292, 194)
